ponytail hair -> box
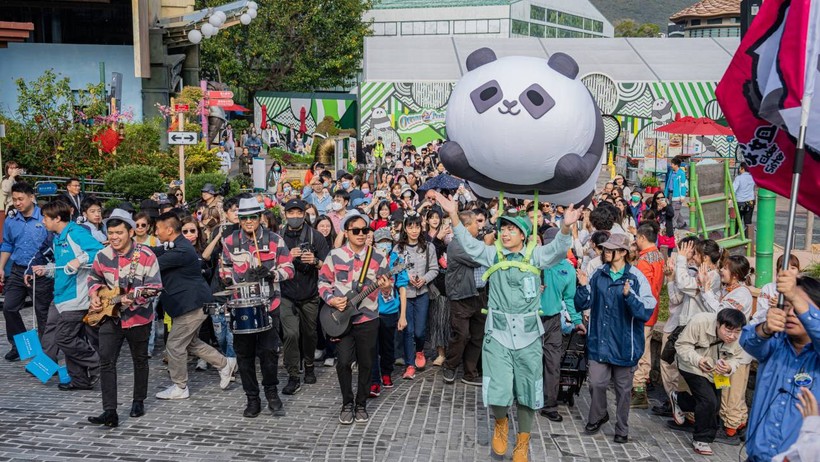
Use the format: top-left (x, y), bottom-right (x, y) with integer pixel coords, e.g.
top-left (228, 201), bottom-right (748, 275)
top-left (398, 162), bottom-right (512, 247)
top-left (723, 255), bottom-right (753, 285)
top-left (696, 239), bottom-right (722, 265)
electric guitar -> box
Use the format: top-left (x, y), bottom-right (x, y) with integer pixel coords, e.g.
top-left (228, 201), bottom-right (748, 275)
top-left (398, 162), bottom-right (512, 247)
top-left (83, 286), bottom-right (160, 327)
top-left (320, 262), bottom-right (410, 338)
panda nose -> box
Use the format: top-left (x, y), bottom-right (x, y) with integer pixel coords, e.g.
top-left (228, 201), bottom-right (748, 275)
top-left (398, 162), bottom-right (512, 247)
top-left (502, 100), bottom-right (518, 109)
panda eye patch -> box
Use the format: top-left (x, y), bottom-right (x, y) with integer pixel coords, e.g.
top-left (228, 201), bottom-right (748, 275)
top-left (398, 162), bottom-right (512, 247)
top-left (470, 80), bottom-right (503, 114)
top-left (519, 84), bottom-right (555, 119)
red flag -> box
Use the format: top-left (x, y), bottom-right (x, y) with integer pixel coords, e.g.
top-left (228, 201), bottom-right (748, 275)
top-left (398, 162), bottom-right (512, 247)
top-left (716, 0), bottom-right (820, 215)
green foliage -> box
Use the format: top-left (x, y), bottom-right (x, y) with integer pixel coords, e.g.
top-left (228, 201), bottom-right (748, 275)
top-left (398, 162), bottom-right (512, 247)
top-left (640, 175), bottom-right (660, 188)
top-left (199, 0), bottom-right (372, 93)
top-left (806, 262), bottom-right (820, 279)
top-left (614, 19), bottom-right (661, 37)
top-left (657, 285), bottom-right (669, 323)
top-left (184, 142), bottom-right (222, 174)
top-left (589, 0), bottom-right (694, 31)
top-left (270, 147), bottom-right (312, 165)
top-left (185, 172), bottom-right (241, 199)
top-left (105, 165), bottom-right (167, 201)
top-left (227, 119), bottom-right (250, 133)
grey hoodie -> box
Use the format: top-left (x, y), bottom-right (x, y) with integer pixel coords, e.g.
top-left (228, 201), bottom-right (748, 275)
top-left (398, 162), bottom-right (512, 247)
top-left (398, 241), bottom-right (439, 298)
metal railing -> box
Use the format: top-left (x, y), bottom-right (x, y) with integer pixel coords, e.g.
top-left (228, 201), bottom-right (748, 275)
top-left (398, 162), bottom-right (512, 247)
top-left (19, 175), bottom-right (123, 202)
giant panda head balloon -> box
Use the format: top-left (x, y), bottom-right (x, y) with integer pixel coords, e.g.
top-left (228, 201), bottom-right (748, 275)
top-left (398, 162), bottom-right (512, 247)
top-left (439, 48), bottom-right (604, 205)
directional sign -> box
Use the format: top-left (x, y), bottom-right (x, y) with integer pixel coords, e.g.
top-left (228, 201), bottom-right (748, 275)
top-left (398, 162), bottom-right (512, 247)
top-left (168, 131), bottom-right (198, 145)
top-left (174, 104), bottom-right (189, 113)
top-left (36, 182), bottom-right (58, 196)
top-left (208, 99), bottom-right (235, 108)
top-left (208, 91), bottom-right (234, 99)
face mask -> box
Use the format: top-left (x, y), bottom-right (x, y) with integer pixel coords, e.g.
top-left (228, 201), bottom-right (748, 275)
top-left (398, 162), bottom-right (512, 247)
top-left (287, 216), bottom-right (304, 229)
top-left (376, 242), bottom-right (392, 253)
top-left (323, 181), bottom-right (330, 188)
top-left (331, 202), bottom-right (344, 212)
top-left (274, 166), bottom-right (281, 172)
top-left (399, 181), bottom-right (407, 186)
top-left (361, 188), bottom-right (370, 195)
top-left (306, 214), bottom-right (317, 225)
top-left (283, 187), bottom-right (292, 194)
top-left (341, 181), bottom-right (350, 190)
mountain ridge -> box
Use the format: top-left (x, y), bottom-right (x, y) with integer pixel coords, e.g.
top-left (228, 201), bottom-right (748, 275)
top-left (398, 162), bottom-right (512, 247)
top-left (589, 0), bottom-right (695, 31)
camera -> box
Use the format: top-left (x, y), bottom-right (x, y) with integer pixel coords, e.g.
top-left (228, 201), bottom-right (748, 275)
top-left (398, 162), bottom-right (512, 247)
top-left (299, 242), bottom-right (313, 253)
top-left (476, 224), bottom-right (494, 240)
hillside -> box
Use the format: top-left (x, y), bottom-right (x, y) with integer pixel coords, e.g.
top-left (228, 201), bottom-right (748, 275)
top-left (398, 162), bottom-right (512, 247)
top-left (589, 0), bottom-right (695, 31)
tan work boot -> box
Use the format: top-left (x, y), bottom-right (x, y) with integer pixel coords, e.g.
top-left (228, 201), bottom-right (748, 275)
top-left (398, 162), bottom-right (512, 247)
top-left (512, 432), bottom-right (530, 462)
top-left (630, 387), bottom-right (649, 409)
top-left (492, 416), bottom-right (509, 456)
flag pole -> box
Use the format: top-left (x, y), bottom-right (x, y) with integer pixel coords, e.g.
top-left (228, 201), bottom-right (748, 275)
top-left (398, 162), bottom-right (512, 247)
top-left (776, 96), bottom-right (811, 309)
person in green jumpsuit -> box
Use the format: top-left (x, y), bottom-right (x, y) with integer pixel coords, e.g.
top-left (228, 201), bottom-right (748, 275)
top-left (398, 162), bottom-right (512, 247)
top-left (435, 192), bottom-right (581, 462)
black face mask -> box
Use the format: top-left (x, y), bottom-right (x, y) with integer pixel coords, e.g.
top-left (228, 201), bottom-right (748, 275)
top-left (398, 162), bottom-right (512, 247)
top-left (287, 217), bottom-right (305, 229)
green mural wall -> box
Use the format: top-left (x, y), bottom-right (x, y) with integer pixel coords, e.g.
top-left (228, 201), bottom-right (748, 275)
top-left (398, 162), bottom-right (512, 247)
top-left (254, 91), bottom-right (357, 136)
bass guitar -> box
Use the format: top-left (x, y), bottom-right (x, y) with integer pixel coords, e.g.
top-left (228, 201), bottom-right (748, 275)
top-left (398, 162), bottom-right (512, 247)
top-left (320, 261), bottom-right (410, 338)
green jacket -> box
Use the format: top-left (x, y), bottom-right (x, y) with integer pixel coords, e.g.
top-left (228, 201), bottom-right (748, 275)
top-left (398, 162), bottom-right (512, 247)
top-left (540, 259), bottom-right (582, 326)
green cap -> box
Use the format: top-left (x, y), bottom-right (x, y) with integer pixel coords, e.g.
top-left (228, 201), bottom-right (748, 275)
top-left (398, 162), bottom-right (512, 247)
top-left (497, 215), bottom-right (532, 237)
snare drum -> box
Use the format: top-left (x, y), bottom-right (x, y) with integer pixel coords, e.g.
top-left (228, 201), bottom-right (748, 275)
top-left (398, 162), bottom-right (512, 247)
top-left (227, 298), bottom-right (272, 334)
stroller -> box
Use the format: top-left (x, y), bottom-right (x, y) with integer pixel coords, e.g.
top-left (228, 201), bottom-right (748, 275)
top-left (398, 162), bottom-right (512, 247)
top-left (557, 329), bottom-right (587, 407)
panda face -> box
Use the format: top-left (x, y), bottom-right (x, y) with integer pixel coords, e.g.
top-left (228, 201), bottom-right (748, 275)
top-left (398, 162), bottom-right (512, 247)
top-left (446, 55), bottom-right (598, 185)
top-left (372, 107), bottom-right (387, 119)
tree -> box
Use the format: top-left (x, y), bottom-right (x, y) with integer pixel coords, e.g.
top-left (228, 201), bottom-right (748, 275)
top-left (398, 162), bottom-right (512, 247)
top-left (199, 0), bottom-right (372, 94)
top-left (614, 19), bottom-right (661, 37)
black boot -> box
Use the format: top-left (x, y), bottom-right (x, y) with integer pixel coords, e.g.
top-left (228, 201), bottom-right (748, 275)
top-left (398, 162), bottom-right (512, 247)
top-left (88, 410), bottom-right (119, 427)
top-left (282, 376), bottom-right (301, 395)
top-left (129, 400), bottom-right (145, 418)
top-left (304, 365), bottom-right (316, 384)
top-left (243, 396), bottom-right (262, 418)
top-left (266, 388), bottom-right (286, 417)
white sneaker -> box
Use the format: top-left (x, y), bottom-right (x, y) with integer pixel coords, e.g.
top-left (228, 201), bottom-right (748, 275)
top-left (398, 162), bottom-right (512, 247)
top-left (669, 391), bottom-right (685, 425)
top-left (156, 384), bottom-right (189, 400)
top-left (195, 359), bottom-right (208, 371)
top-left (692, 441), bottom-right (713, 455)
top-left (314, 349), bottom-right (324, 361)
top-left (219, 357), bottom-right (237, 390)
top-left (323, 357), bottom-right (336, 367)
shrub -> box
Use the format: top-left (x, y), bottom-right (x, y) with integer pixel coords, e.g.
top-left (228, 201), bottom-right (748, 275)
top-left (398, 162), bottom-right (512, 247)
top-left (105, 165), bottom-right (167, 201)
top-left (640, 175), bottom-right (660, 188)
top-left (184, 142), bottom-right (221, 174)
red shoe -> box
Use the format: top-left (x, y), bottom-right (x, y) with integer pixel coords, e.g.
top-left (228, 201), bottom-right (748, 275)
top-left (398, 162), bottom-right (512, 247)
top-left (369, 384), bottom-right (381, 398)
top-left (725, 423), bottom-right (746, 437)
top-left (402, 366), bottom-right (416, 379)
top-left (415, 352), bottom-right (426, 369)
top-left (382, 375), bottom-right (394, 389)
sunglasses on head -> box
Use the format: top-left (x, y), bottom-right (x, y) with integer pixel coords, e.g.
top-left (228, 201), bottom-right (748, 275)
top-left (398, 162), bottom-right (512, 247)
top-left (239, 214), bottom-right (260, 221)
top-left (347, 227), bottom-right (370, 235)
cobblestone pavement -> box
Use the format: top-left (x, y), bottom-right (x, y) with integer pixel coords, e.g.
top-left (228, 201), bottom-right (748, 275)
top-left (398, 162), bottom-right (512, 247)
top-left (0, 309), bottom-right (746, 462)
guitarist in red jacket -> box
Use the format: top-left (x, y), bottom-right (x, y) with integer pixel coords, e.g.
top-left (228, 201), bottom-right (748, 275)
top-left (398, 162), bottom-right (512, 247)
top-left (318, 211), bottom-right (392, 425)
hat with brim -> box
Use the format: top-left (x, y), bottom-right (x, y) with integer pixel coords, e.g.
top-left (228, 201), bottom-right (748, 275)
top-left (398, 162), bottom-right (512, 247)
top-left (103, 208), bottom-right (136, 230)
top-left (237, 197), bottom-right (264, 216)
top-left (283, 199), bottom-right (306, 212)
top-left (201, 183), bottom-right (216, 195)
top-left (600, 233), bottom-right (631, 251)
top-left (340, 210), bottom-right (370, 231)
top-left (541, 226), bottom-right (560, 245)
top-left (373, 227), bottom-right (392, 243)
top-left (498, 215), bottom-right (532, 237)
top-left (400, 186), bottom-right (416, 200)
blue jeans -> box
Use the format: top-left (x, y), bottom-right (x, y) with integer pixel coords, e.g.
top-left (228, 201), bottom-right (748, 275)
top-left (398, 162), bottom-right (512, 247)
top-left (211, 313), bottom-right (235, 358)
top-left (403, 292), bottom-right (429, 365)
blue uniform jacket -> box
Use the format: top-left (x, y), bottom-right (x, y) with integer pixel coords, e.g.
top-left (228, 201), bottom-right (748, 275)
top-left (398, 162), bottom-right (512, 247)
top-left (576, 263), bottom-right (656, 366)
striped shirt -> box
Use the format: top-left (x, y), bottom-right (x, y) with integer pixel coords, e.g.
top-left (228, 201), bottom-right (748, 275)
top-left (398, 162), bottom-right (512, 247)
top-left (319, 244), bottom-right (389, 324)
top-left (88, 242), bottom-right (162, 328)
top-left (220, 228), bottom-right (294, 312)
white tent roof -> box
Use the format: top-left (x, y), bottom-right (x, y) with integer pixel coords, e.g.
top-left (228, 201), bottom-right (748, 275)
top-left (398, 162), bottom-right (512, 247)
top-left (363, 36), bottom-right (740, 82)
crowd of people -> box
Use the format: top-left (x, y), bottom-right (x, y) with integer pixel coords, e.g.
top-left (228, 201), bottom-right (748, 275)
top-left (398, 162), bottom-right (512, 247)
top-left (0, 136), bottom-right (817, 462)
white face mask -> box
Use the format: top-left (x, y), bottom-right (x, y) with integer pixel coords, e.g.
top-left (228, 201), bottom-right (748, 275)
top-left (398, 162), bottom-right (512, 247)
top-left (331, 202), bottom-right (344, 212)
top-left (307, 214), bottom-right (317, 225)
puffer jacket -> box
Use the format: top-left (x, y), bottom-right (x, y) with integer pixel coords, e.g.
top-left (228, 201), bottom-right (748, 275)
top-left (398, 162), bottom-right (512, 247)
top-left (576, 263), bottom-right (656, 367)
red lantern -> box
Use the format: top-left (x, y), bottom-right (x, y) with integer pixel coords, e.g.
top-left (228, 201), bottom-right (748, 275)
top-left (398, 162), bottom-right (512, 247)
top-left (93, 127), bottom-right (122, 153)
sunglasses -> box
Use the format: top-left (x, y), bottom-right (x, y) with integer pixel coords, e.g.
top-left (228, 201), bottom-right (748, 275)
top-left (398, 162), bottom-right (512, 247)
top-left (175, 192), bottom-right (184, 197)
top-left (239, 215), bottom-right (260, 221)
top-left (347, 227), bottom-right (371, 235)
top-left (136, 223), bottom-right (149, 228)
top-left (182, 228), bottom-right (198, 234)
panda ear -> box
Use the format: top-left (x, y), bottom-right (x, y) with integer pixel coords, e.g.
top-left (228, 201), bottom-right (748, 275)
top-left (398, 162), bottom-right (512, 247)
top-left (548, 53), bottom-right (579, 80)
top-left (466, 48), bottom-right (497, 72)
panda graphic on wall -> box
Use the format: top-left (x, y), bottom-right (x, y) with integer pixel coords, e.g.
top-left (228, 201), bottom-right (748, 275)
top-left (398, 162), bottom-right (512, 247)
top-left (439, 48), bottom-right (605, 205)
top-left (651, 99), bottom-right (674, 125)
top-left (370, 107), bottom-right (391, 130)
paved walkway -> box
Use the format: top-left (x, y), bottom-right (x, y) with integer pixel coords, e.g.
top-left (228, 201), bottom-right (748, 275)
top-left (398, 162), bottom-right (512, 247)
top-left (0, 308), bottom-right (745, 461)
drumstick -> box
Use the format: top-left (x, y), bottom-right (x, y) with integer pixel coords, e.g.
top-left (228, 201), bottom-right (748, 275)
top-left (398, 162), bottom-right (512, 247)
top-left (251, 228), bottom-right (263, 268)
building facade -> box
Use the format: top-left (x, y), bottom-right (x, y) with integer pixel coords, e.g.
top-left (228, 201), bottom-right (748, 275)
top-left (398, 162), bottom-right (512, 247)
top-left (366, 0), bottom-right (613, 39)
top-left (669, 0), bottom-right (741, 38)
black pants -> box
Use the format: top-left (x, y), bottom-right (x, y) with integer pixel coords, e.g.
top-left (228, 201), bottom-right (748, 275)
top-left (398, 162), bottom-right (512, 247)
top-left (738, 201), bottom-right (755, 228)
top-left (678, 370), bottom-right (722, 443)
top-left (541, 314), bottom-right (563, 412)
top-left (336, 319), bottom-right (378, 407)
top-left (443, 291), bottom-right (487, 380)
top-left (98, 320), bottom-right (150, 411)
top-left (232, 312), bottom-right (280, 398)
top-left (56, 310), bottom-right (100, 387)
top-left (371, 312), bottom-right (398, 383)
top-left (3, 265), bottom-right (53, 344)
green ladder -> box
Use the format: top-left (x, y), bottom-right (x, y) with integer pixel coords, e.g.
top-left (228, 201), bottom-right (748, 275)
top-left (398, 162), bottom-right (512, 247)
top-left (688, 161), bottom-right (751, 256)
